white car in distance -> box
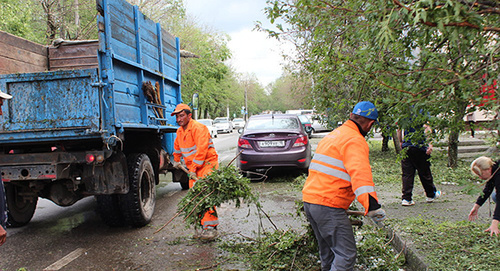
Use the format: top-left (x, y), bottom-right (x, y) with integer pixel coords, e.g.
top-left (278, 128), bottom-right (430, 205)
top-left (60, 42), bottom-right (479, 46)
top-left (197, 119), bottom-right (218, 138)
top-left (213, 117), bottom-right (233, 133)
top-left (232, 118), bottom-right (246, 129)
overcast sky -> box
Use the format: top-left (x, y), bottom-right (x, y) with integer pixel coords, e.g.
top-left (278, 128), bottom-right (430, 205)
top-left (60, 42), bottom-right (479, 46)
top-left (184, 0), bottom-right (290, 87)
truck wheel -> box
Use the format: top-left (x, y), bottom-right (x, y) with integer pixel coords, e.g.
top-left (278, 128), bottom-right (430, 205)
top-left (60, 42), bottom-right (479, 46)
top-left (95, 195), bottom-right (126, 227)
top-left (5, 184), bottom-right (38, 227)
top-left (120, 153), bottom-right (156, 227)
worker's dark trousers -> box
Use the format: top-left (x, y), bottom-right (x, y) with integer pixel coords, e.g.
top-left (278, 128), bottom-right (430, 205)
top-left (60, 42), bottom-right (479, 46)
top-left (401, 146), bottom-right (437, 201)
top-left (304, 202), bottom-right (356, 271)
top-left (0, 177), bottom-right (7, 228)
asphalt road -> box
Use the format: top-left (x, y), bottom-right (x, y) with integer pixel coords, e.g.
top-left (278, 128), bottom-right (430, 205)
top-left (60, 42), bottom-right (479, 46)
top-left (0, 131), bottom-right (315, 270)
top-left (212, 130), bottom-right (240, 165)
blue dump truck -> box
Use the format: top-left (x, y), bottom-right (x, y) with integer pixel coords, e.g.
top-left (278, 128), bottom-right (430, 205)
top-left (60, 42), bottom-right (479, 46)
top-left (0, 0), bottom-right (189, 227)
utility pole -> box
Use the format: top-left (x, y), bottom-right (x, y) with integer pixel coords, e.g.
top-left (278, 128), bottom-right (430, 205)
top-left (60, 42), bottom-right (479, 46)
top-left (244, 83), bottom-right (248, 121)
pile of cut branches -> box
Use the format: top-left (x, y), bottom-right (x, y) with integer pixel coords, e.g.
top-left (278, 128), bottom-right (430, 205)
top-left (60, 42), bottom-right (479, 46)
top-left (177, 165), bottom-right (258, 229)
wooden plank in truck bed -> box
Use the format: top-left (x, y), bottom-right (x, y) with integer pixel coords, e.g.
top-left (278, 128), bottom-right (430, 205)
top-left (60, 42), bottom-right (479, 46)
top-left (0, 31), bottom-right (48, 74)
top-left (48, 41), bottom-right (99, 71)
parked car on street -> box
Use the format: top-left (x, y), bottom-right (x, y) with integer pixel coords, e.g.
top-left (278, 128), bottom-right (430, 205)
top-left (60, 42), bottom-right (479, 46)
top-left (311, 114), bottom-right (332, 133)
top-left (237, 114), bottom-right (311, 175)
top-left (213, 117), bottom-right (233, 133)
top-left (232, 118), bottom-right (246, 129)
top-left (197, 119), bottom-right (218, 138)
top-left (297, 114), bottom-right (313, 136)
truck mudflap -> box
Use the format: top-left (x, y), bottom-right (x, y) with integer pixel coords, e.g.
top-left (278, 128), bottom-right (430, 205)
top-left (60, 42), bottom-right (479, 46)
top-left (82, 151), bottom-right (129, 195)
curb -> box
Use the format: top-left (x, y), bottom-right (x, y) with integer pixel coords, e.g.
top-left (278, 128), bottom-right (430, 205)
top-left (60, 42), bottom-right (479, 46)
top-left (362, 214), bottom-right (429, 270)
top-left (383, 226), bottom-right (429, 271)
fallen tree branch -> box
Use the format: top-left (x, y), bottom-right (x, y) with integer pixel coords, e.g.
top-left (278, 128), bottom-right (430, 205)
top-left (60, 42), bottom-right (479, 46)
top-left (154, 186), bottom-right (209, 234)
top-left (183, 190), bottom-right (215, 223)
top-left (195, 258), bottom-right (229, 271)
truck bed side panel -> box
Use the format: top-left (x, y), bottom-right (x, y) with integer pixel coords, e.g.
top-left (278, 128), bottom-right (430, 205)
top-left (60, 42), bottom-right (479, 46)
top-left (0, 30), bottom-right (48, 75)
top-left (99, 0), bottom-right (182, 132)
top-left (0, 69), bottom-right (101, 142)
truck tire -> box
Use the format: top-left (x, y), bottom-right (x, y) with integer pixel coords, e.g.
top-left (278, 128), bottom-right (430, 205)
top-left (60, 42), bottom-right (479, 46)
top-left (5, 184), bottom-right (38, 227)
top-left (95, 194), bottom-right (126, 227)
top-left (120, 153), bottom-right (156, 227)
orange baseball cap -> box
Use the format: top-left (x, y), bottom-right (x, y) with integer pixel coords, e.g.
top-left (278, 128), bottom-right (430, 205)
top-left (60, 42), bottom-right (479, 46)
top-left (171, 103), bottom-right (191, 116)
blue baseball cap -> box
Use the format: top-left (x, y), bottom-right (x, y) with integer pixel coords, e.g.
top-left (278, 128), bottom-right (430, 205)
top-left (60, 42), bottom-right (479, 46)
top-left (352, 101), bottom-right (378, 120)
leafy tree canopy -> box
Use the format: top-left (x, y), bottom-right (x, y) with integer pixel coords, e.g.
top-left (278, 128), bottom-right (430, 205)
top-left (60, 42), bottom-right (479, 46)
top-left (262, 0), bottom-right (500, 166)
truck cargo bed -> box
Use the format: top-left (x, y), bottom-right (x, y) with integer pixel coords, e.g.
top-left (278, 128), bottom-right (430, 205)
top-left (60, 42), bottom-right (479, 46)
top-left (0, 0), bottom-right (182, 149)
top-left (0, 69), bottom-right (101, 143)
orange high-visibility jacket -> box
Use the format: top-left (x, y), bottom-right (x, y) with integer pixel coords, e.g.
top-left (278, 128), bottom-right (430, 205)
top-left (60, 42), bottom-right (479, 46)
top-left (173, 119), bottom-right (219, 177)
top-left (302, 120), bottom-right (379, 214)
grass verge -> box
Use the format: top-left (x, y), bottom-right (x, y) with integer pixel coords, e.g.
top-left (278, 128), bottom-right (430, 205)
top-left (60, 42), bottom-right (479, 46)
top-left (387, 218), bottom-right (499, 270)
top-left (218, 138), bottom-right (499, 270)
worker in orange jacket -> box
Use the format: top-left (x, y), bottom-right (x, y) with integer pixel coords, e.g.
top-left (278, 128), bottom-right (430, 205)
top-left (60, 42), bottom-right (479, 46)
top-left (302, 101), bottom-right (386, 271)
top-left (171, 103), bottom-right (219, 241)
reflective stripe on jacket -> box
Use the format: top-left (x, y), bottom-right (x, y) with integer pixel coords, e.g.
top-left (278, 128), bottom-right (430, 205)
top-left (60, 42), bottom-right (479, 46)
top-left (302, 120), bottom-right (378, 214)
top-left (174, 119), bottom-right (219, 176)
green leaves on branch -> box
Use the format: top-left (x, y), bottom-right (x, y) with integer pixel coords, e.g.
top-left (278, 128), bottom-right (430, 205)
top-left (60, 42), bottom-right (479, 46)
top-left (222, 226), bottom-right (319, 270)
top-left (262, 0), bottom-right (499, 167)
top-left (177, 166), bottom-right (258, 228)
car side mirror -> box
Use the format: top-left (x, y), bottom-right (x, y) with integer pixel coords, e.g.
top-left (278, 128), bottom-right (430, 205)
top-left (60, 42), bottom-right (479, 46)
top-left (238, 128), bottom-right (243, 134)
top-left (305, 126), bottom-right (313, 133)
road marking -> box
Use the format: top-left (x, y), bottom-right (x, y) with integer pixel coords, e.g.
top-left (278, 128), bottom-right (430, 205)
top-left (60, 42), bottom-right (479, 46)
top-left (43, 248), bottom-right (86, 271)
top-left (167, 190), bottom-right (180, 197)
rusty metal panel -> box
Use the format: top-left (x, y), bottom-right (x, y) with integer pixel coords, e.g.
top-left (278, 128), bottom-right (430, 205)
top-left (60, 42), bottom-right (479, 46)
top-left (0, 31), bottom-right (48, 74)
top-left (48, 41), bottom-right (99, 71)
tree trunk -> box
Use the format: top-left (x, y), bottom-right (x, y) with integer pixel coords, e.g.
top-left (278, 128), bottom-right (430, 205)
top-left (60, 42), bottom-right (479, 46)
top-left (74, 0), bottom-right (80, 38)
top-left (381, 134), bottom-right (389, 152)
top-left (42, 0), bottom-right (58, 42)
top-left (392, 131), bottom-right (402, 154)
top-left (447, 96), bottom-right (469, 168)
top-left (447, 131), bottom-right (459, 168)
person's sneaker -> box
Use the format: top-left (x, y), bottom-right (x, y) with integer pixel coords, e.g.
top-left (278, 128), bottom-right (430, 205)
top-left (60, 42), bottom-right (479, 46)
top-left (401, 199), bottom-right (415, 206)
top-left (200, 227), bottom-right (218, 241)
top-left (426, 190), bottom-right (441, 203)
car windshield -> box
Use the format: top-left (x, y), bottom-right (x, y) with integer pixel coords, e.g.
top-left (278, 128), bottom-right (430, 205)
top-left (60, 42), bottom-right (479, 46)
top-left (246, 117), bottom-right (300, 130)
top-left (214, 119), bottom-right (228, 124)
top-left (298, 115), bottom-right (311, 123)
top-left (198, 120), bottom-right (211, 126)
